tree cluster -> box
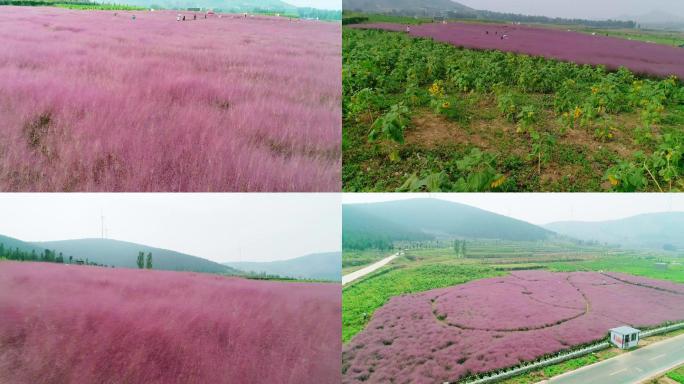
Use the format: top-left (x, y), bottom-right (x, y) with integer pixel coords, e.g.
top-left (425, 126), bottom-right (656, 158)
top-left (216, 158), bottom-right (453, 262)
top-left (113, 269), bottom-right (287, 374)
top-left (453, 239), bottom-right (467, 258)
top-left (0, 243), bottom-right (112, 267)
top-left (137, 251), bottom-right (153, 269)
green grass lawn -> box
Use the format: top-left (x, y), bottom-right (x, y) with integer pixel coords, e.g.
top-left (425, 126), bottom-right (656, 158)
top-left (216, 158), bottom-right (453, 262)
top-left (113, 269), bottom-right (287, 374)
top-left (667, 365), bottom-right (684, 383)
top-left (550, 254), bottom-right (684, 283)
top-left (572, 27), bottom-right (684, 47)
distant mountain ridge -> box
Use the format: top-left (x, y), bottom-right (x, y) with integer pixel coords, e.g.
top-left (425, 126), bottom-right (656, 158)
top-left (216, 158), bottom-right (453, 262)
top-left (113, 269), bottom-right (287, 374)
top-left (107, 0), bottom-right (340, 13)
top-left (343, 198), bottom-right (553, 249)
top-left (344, 0), bottom-right (473, 16)
top-left (34, 238), bottom-right (240, 274)
top-left (223, 252), bottom-right (341, 282)
top-left (545, 212), bottom-right (684, 250)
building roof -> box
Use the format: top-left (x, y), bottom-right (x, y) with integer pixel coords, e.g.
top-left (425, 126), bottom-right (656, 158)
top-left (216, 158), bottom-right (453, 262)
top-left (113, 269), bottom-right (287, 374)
top-left (610, 326), bottom-right (641, 335)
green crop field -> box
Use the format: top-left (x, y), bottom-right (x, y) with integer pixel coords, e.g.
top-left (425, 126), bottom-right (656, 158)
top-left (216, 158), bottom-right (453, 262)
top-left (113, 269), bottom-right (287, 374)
top-left (568, 27), bottom-right (684, 48)
top-left (342, 249), bottom-right (392, 274)
top-left (342, 28), bottom-right (684, 192)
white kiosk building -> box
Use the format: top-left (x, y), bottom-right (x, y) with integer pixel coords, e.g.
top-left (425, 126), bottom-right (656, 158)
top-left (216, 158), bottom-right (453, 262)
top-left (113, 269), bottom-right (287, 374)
top-left (610, 326), bottom-right (641, 349)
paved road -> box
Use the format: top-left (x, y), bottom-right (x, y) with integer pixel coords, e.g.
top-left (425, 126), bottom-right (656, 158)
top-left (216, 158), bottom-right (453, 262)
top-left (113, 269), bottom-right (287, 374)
top-left (546, 333), bottom-right (684, 384)
top-left (342, 253), bottom-right (399, 286)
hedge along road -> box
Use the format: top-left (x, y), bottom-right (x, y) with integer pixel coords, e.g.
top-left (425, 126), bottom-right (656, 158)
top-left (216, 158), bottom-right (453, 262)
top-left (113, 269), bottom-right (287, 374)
top-left (342, 252), bottom-right (399, 286)
top-left (546, 333), bottom-right (684, 384)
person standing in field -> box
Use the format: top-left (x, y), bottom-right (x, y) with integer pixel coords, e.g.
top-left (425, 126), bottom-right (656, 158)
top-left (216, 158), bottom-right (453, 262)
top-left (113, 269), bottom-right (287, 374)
top-left (406, 25), bottom-right (411, 33)
top-left (177, 14), bottom-right (180, 21)
top-left (194, 14), bottom-right (196, 20)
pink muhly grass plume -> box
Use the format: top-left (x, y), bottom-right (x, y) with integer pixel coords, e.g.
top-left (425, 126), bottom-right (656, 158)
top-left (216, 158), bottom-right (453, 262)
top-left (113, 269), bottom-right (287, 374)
top-left (0, 261), bottom-right (341, 383)
top-left (342, 270), bottom-right (684, 384)
top-left (0, 7), bottom-right (341, 191)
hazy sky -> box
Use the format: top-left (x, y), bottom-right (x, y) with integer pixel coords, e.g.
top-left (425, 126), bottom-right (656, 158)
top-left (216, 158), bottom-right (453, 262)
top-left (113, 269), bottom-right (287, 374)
top-left (0, 194), bottom-right (340, 263)
top-left (286, 0), bottom-right (340, 10)
top-left (342, 193), bottom-right (684, 225)
top-left (457, 0), bottom-right (684, 19)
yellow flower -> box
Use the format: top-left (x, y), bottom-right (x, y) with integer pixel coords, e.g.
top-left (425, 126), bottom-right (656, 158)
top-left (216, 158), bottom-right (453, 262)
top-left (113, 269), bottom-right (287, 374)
top-left (429, 82), bottom-right (442, 97)
top-left (442, 102), bottom-right (450, 109)
top-left (491, 175), bottom-right (507, 189)
top-left (591, 86), bottom-right (599, 94)
top-left (573, 107), bottom-right (583, 120)
top-left (608, 175), bottom-right (619, 186)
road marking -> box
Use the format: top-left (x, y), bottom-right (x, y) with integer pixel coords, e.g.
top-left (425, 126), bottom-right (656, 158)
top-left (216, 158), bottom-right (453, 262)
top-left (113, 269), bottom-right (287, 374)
top-left (609, 368), bottom-right (626, 376)
top-left (650, 353), bottom-right (667, 361)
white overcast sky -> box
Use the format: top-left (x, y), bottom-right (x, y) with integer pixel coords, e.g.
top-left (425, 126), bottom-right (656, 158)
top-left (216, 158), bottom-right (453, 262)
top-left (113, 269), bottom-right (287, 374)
top-left (457, 0), bottom-right (684, 19)
top-left (0, 194), bottom-right (340, 263)
top-left (342, 193), bottom-right (684, 225)
top-left (287, 0), bottom-right (340, 10)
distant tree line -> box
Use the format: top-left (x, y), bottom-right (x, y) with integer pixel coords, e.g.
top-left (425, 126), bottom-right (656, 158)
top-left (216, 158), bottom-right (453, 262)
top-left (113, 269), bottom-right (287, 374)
top-left (347, 9), bottom-right (636, 29)
top-left (137, 251), bottom-right (152, 269)
top-left (343, 233), bottom-right (395, 250)
top-left (0, 242), bottom-right (113, 267)
top-left (0, 0), bottom-right (141, 8)
top-left (475, 11), bottom-right (637, 29)
top-left (296, 7), bottom-right (342, 21)
top-left (453, 239), bottom-right (467, 258)
top-left (343, 16), bottom-right (368, 25)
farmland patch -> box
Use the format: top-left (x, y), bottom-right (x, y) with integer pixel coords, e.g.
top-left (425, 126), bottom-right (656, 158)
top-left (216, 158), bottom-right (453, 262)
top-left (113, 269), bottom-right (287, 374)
top-left (342, 270), bottom-right (684, 384)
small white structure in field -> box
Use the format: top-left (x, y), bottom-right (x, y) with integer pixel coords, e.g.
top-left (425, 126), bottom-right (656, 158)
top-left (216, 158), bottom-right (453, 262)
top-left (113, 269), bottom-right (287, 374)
top-left (610, 326), bottom-right (640, 349)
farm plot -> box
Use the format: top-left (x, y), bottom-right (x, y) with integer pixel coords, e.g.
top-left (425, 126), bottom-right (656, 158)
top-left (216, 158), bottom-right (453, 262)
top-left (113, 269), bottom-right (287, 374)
top-left (342, 270), bottom-right (684, 384)
top-left (342, 28), bottom-right (684, 192)
top-left (350, 22), bottom-right (684, 79)
top-left (0, 7), bottom-right (341, 191)
top-left (0, 261), bottom-right (341, 383)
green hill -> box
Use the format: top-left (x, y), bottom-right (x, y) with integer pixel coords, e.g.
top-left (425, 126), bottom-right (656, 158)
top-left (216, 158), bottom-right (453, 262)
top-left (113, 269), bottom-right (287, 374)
top-left (343, 204), bottom-right (433, 250)
top-left (34, 238), bottom-right (240, 274)
top-left (0, 234), bottom-right (45, 254)
top-left (343, 198), bottom-right (553, 250)
top-left (545, 212), bottom-right (684, 251)
top-left (223, 252), bottom-right (341, 282)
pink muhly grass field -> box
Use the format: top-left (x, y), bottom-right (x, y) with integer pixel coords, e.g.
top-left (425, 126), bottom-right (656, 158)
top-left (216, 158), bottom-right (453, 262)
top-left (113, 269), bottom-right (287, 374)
top-left (0, 261), bottom-right (341, 383)
top-left (351, 22), bottom-right (684, 79)
top-left (342, 270), bottom-right (684, 384)
top-left (0, 7), bottom-right (341, 191)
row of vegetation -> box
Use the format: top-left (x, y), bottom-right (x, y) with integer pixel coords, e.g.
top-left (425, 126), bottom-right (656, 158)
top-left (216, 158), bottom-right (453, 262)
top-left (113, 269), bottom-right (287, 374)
top-left (0, 243), bottom-right (110, 266)
top-left (343, 28), bottom-right (684, 191)
top-left (1, 243), bottom-right (156, 269)
top-left (342, 10), bottom-right (636, 29)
